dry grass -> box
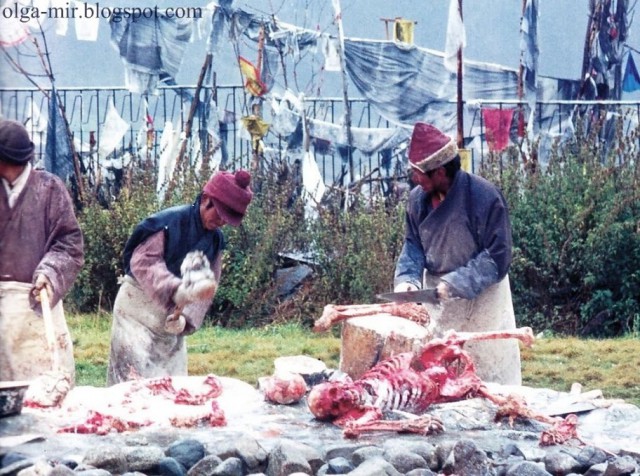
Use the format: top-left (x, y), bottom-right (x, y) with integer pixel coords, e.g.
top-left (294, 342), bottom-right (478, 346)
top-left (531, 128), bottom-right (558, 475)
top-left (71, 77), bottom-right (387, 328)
top-left (69, 313), bottom-right (640, 406)
top-left (186, 325), bottom-right (341, 384)
top-left (69, 313), bottom-right (341, 387)
top-left (521, 335), bottom-right (640, 405)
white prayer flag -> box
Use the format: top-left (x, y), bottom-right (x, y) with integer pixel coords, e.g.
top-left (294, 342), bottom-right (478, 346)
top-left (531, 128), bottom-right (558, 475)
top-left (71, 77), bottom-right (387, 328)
top-left (444, 0), bottom-right (466, 73)
top-left (26, 97), bottom-right (47, 154)
top-left (157, 121), bottom-right (181, 199)
top-left (302, 150), bottom-right (326, 219)
top-left (323, 37), bottom-right (341, 72)
top-left (74, 1), bottom-right (100, 41)
top-left (99, 98), bottom-right (130, 158)
top-left (519, 0), bottom-right (539, 95)
top-left (52, 0), bottom-right (69, 36)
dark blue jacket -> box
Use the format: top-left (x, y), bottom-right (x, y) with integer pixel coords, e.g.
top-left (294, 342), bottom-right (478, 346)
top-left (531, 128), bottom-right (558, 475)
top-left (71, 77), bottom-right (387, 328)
top-left (123, 194), bottom-right (225, 277)
top-left (394, 170), bottom-right (512, 299)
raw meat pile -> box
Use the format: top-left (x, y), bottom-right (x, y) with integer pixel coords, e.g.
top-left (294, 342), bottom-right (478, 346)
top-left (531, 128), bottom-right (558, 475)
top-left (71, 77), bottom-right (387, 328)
top-left (58, 410), bottom-right (151, 435)
top-left (29, 375), bottom-right (229, 435)
top-left (23, 370), bottom-right (73, 408)
top-left (137, 374), bottom-right (223, 404)
top-left (258, 372), bottom-right (308, 404)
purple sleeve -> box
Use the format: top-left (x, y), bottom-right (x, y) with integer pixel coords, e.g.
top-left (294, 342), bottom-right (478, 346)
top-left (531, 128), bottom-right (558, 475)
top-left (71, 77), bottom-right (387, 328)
top-left (130, 231), bottom-right (181, 311)
top-left (33, 175), bottom-right (84, 308)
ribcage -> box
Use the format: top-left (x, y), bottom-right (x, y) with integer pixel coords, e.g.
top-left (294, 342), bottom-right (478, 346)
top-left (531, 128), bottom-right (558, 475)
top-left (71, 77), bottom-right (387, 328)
top-left (358, 353), bottom-right (440, 414)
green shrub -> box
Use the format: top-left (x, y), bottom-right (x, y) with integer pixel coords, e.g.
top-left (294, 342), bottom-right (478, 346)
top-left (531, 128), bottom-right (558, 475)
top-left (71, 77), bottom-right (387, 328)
top-left (496, 113), bottom-right (640, 336)
top-left (307, 196), bottom-right (404, 307)
top-left (210, 168), bottom-right (310, 327)
top-left (69, 115), bottom-right (640, 337)
top-left (70, 170), bottom-right (159, 311)
top-left (209, 166), bottom-right (406, 328)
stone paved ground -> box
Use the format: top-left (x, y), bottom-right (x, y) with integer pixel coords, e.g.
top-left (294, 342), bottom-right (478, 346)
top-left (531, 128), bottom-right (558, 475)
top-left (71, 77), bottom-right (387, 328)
top-left (1, 378), bottom-right (639, 462)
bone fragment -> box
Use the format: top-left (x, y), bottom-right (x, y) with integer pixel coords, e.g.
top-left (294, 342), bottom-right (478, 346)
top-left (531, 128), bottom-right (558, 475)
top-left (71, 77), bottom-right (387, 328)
top-left (314, 302), bottom-right (429, 332)
top-left (440, 327), bottom-right (535, 348)
top-left (343, 414), bottom-right (444, 438)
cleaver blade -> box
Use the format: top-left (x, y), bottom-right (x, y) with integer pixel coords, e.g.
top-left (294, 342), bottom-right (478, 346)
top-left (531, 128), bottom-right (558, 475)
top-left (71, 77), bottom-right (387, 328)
top-left (376, 288), bottom-right (440, 304)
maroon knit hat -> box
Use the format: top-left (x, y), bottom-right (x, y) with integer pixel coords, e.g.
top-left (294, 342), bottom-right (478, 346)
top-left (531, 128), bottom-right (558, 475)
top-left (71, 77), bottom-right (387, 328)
top-left (203, 170), bottom-right (253, 226)
top-left (408, 122), bottom-right (458, 173)
top-left (0, 119), bottom-right (35, 165)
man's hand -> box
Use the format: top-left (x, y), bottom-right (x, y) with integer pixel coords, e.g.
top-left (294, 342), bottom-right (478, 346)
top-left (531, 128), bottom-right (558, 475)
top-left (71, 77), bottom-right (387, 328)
top-left (173, 278), bottom-right (217, 307)
top-left (394, 282), bottom-right (419, 293)
top-left (165, 313), bottom-right (186, 335)
top-left (436, 282), bottom-right (452, 301)
top-left (32, 274), bottom-right (53, 302)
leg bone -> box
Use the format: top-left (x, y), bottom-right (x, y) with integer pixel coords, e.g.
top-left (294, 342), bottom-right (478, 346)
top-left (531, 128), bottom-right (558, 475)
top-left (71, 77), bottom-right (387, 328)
top-left (438, 327), bottom-right (535, 348)
top-left (314, 302), bottom-right (429, 332)
top-left (343, 414), bottom-right (444, 439)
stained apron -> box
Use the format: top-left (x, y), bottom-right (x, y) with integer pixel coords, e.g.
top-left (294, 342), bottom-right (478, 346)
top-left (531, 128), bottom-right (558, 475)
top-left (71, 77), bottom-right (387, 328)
top-left (423, 273), bottom-right (522, 385)
top-left (0, 281), bottom-right (75, 383)
top-left (106, 275), bottom-right (187, 386)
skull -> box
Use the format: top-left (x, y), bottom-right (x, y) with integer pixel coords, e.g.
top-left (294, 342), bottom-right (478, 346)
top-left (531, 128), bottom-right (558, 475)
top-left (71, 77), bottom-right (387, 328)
top-left (307, 381), bottom-right (362, 420)
top-left (180, 251), bottom-right (214, 285)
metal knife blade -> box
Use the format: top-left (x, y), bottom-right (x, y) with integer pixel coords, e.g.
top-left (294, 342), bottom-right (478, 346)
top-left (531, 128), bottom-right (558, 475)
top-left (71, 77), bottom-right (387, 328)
top-left (376, 288), bottom-right (440, 304)
top-left (543, 401), bottom-right (598, 417)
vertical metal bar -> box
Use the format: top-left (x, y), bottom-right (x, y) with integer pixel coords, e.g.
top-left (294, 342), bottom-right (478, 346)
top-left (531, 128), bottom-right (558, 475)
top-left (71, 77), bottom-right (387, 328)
top-left (96, 89), bottom-right (101, 157)
top-left (456, 0), bottom-right (464, 149)
top-left (233, 86), bottom-right (239, 167)
top-left (479, 101), bottom-right (484, 171)
top-left (128, 90), bottom-right (134, 164)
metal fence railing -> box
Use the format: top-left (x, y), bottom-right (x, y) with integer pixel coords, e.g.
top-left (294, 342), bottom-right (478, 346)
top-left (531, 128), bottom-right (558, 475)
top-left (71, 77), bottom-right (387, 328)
top-left (0, 85), bottom-right (405, 192)
top-left (2, 85), bottom-right (640, 195)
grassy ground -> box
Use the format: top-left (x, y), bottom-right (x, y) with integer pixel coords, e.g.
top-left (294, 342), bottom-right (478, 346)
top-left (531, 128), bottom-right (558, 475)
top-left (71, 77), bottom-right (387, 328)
top-left (70, 313), bottom-right (640, 407)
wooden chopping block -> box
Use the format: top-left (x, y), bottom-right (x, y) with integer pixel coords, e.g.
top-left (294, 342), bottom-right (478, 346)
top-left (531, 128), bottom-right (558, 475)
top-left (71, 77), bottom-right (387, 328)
top-left (339, 314), bottom-right (432, 380)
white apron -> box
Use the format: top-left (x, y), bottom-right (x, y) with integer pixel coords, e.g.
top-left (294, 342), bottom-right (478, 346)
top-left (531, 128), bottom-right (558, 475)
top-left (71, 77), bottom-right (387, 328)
top-left (107, 276), bottom-right (187, 386)
top-left (423, 274), bottom-right (522, 385)
top-left (0, 281), bottom-right (75, 383)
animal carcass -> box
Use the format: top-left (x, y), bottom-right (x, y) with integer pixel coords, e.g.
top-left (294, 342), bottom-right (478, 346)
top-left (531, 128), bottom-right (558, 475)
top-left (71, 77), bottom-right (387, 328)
top-left (307, 327), bottom-right (582, 445)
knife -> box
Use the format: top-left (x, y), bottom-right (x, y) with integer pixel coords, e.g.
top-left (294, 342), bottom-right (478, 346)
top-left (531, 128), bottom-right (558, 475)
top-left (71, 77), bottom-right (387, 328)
top-left (376, 288), bottom-right (440, 304)
top-left (543, 401), bottom-right (597, 417)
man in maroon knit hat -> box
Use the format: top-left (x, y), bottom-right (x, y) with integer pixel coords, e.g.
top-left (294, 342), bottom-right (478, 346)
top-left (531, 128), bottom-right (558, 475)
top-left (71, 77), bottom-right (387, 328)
top-left (394, 122), bottom-right (521, 386)
top-left (107, 169), bottom-right (253, 385)
top-left (0, 119), bottom-right (84, 384)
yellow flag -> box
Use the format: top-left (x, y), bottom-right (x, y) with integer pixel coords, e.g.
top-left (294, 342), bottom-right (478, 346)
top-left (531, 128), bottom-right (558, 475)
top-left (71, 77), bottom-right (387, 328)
top-left (239, 57), bottom-right (267, 97)
top-left (458, 148), bottom-right (472, 172)
top-left (241, 115), bottom-right (270, 139)
top-left (394, 19), bottom-right (414, 45)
